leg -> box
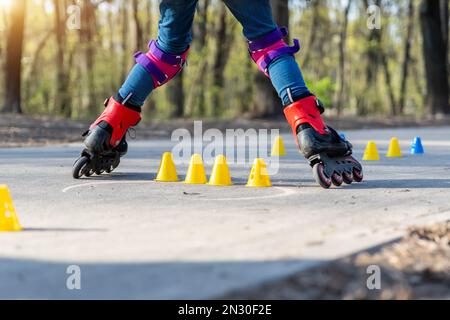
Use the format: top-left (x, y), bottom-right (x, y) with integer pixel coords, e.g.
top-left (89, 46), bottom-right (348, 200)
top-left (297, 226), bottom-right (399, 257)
top-left (223, 0), bottom-right (309, 106)
top-left (119, 0), bottom-right (198, 107)
top-left (73, 1), bottom-right (198, 179)
top-left (224, 0), bottom-right (363, 188)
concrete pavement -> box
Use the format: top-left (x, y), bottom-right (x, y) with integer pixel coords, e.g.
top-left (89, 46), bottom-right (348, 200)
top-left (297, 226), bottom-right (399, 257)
top-left (0, 126), bottom-right (449, 299)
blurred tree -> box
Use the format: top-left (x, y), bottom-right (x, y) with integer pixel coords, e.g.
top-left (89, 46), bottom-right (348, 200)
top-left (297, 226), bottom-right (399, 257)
top-left (79, 0), bottom-right (97, 111)
top-left (398, 0), bottom-right (415, 115)
top-left (54, 0), bottom-right (72, 117)
top-left (2, 0), bottom-right (26, 113)
top-left (132, 0), bottom-right (144, 51)
top-left (252, 0), bottom-right (289, 118)
top-left (420, 0), bottom-right (449, 115)
top-left (120, 1), bottom-right (130, 82)
top-left (186, 0), bottom-right (210, 116)
top-left (0, 0), bottom-right (445, 119)
top-left (335, 0), bottom-right (352, 116)
top-left (211, 3), bottom-right (235, 117)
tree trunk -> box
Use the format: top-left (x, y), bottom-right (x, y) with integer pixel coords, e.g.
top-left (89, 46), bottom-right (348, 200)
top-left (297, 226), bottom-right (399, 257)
top-left (399, 0), bottom-right (415, 115)
top-left (25, 28), bottom-right (52, 105)
top-left (364, 0), bottom-right (382, 88)
top-left (132, 0), bottom-right (144, 51)
top-left (2, 0), bottom-right (26, 113)
top-left (186, 0), bottom-right (210, 116)
top-left (362, 0), bottom-right (397, 115)
top-left (80, 0), bottom-right (97, 111)
top-left (302, 0), bottom-right (320, 67)
top-left (420, 0), bottom-right (449, 115)
top-left (252, 0), bottom-right (288, 118)
top-left (120, 2), bottom-right (130, 82)
top-left (381, 53), bottom-right (397, 116)
top-left (168, 72), bottom-right (185, 118)
top-left (211, 3), bottom-right (234, 117)
top-left (54, 0), bottom-right (72, 117)
top-left (335, 0), bottom-right (352, 116)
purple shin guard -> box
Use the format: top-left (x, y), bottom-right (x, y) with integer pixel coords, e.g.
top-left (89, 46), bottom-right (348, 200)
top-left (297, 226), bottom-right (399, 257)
top-left (134, 40), bottom-right (189, 88)
top-left (248, 27), bottom-right (300, 77)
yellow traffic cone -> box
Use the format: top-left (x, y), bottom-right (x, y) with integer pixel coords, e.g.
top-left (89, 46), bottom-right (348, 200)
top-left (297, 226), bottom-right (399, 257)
top-left (155, 152), bottom-right (178, 182)
top-left (184, 154), bottom-right (207, 184)
top-left (362, 141), bottom-right (380, 161)
top-left (0, 185), bottom-right (22, 232)
top-left (246, 158), bottom-right (272, 187)
top-left (386, 137), bottom-right (402, 158)
top-left (208, 155), bottom-right (232, 186)
top-left (271, 135), bottom-right (286, 157)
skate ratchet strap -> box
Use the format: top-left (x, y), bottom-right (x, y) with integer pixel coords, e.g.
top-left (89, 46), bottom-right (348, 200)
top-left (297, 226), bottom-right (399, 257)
top-left (134, 52), bottom-right (168, 86)
top-left (134, 40), bottom-right (189, 88)
top-left (248, 27), bottom-right (300, 76)
top-left (149, 40), bottom-right (186, 67)
top-left (258, 43), bottom-right (301, 72)
top-left (248, 27), bottom-right (289, 52)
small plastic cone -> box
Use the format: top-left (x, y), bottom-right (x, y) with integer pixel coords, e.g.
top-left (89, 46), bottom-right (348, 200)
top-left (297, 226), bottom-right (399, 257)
top-left (246, 158), bottom-right (272, 187)
top-left (271, 136), bottom-right (286, 157)
top-left (411, 137), bottom-right (424, 154)
top-left (155, 152), bottom-right (178, 182)
top-left (184, 154), bottom-right (207, 184)
top-left (362, 141), bottom-right (380, 161)
top-left (0, 185), bottom-right (22, 232)
top-left (386, 137), bottom-right (402, 158)
top-left (208, 155), bottom-right (232, 186)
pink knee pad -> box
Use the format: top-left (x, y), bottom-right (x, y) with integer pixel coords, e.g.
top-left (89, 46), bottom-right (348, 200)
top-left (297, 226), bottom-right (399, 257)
top-left (248, 27), bottom-right (300, 77)
top-left (134, 40), bottom-right (189, 88)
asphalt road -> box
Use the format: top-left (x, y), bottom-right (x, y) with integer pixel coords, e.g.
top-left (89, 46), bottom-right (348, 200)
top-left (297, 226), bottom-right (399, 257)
top-left (0, 126), bottom-right (449, 299)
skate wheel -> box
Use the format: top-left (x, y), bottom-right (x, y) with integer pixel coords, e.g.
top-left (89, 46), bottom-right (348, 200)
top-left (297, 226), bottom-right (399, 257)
top-left (342, 171), bottom-right (353, 184)
top-left (331, 172), bottom-right (343, 187)
top-left (72, 156), bottom-right (90, 179)
top-left (312, 163), bottom-right (332, 189)
top-left (85, 169), bottom-right (94, 177)
top-left (353, 168), bottom-right (364, 183)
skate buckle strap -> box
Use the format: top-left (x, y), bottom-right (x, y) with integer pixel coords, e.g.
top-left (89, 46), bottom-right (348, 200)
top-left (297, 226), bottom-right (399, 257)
top-left (248, 27), bottom-right (301, 77)
top-left (258, 41), bottom-right (301, 73)
top-left (134, 52), bottom-right (168, 85)
top-left (149, 40), bottom-right (186, 67)
top-left (134, 40), bottom-right (189, 87)
top-left (248, 27), bottom-right (289, 52)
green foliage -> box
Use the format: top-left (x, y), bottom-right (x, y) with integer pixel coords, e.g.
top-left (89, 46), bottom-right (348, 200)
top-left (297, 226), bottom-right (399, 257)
top-left (305, 77), bottom-right (335, 108)
top-left (0, 0), bottom-right (436, 118)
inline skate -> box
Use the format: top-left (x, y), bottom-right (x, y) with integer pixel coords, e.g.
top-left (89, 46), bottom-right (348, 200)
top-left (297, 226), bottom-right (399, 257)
top-left (284, 94), bottom-right (363, 188)
top-left (72, 96), bottom-right (141, 179)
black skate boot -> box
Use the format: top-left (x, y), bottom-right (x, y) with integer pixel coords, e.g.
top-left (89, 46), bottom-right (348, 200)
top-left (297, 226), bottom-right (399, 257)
top-left (284, 94), bottom-right (363, 188)
top-left (72, 97), bottom-right (141, 179)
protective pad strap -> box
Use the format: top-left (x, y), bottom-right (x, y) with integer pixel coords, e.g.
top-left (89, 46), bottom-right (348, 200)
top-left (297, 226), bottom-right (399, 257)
top-left (248, 27), bottom-right (300, 77)
top-left (134, 52), bottom-right (168, 85)
top-left (134, 40), bottom-right (189, 88)
top-left (248, 27), bottom-right (288, 52)
top-left (258, 41), bottom-right (301, 72)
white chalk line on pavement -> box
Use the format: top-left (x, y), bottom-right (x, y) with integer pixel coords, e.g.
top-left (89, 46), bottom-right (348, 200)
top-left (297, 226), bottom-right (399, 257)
top-left (62, 180), bottom-right (154, 193)
top-left (199, 187), bottom-right (298, 201)
top-left (62, 181), bottom-right (299, 201)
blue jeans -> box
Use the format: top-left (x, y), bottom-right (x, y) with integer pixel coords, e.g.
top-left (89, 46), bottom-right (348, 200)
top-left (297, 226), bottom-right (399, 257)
top-left (119, 0), bottom-right (309, 107)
